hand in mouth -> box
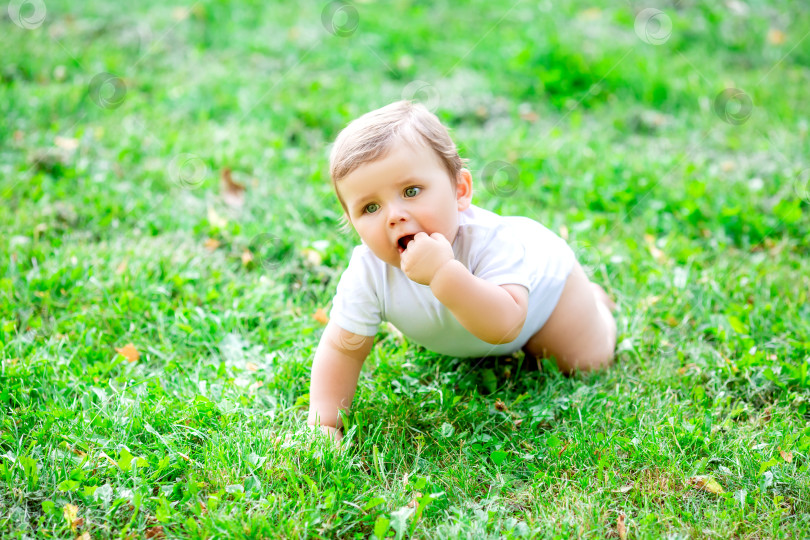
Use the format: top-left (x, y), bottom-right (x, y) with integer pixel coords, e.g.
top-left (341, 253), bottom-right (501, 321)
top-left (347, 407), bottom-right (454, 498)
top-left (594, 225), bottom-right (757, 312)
top-left (397, 234), bottom-right (416, 253)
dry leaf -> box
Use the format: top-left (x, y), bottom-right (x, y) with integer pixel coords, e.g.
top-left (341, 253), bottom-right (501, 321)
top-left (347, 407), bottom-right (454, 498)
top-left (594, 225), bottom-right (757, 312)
top-left (97, 451), bottom-right (118, 467)
top-left (145, 525), bottom-right (165, 539)
top-left (558, 224), bottom-right (569, 241)
top-left (767, 28), bottom-right (786, 45)
top-left (677, 363), bottom-right (697, 375)
top-left (115, 343), bottom-right (140, 363)
top-left (63, 504), bottom-right (79, 530)
top-left (313, 308), bottom-right (329, 325)
top-left (72, 517), bottom-right (85, 529)
top-left (688, 475), bottom-right (725, 494)
top-left (115, 259), bottom-right (128, 275)
top-left (612, 483), bottom-right (634, 493)
top-left (780, 449), bottom-right (793, 463)
top-left (204, 238), bottom-right (220, 251)
top-left (617, 512), bottom-right (627, 540)
top-left (494, 399), bottom-right (507, 412)
top-left (720, 160), bottom-right (736, 172)
top-left (221, 168), bottom-right (246, 209)
top-left (76, 532), bottom-right (90, 540)
top-left (241, 249), bottom-right (254, 266)
top-left (54, 136), bottom-right (79, 151)
top-left (248, 380), bottom-right (264, 393)
top-left (407, 492), bottom-right (423, 508)
top-left (519, 109), bottom-right (539, 123)
top-left (245, 362), bottom-right (259, 372)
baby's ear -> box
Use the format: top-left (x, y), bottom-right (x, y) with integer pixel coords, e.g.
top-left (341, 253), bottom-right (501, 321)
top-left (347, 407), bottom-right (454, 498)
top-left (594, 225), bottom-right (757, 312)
top-left (456, 169), bottom-right (473, 211)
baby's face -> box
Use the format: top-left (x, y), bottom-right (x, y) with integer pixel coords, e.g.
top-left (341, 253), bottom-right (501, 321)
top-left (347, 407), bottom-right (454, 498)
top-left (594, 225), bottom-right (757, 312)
top-left (338, 142), bottom-right (472, 268)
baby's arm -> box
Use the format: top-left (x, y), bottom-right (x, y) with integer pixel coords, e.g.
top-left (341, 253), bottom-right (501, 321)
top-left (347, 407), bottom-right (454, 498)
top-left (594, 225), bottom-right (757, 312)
top-left (401, 232), bottom-right (528, 345)
top-left (307, 321), bottom-right (374, 441)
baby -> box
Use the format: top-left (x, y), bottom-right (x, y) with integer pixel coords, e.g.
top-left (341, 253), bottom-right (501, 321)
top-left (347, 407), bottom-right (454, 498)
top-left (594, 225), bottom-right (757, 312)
top-left (308, 101), bottom-right (616, 441)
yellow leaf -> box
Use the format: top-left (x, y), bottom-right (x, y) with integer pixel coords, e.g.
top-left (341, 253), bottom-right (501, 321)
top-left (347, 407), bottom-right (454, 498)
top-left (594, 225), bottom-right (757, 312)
top-left (617, 512), bottom-right (627, 540)
top-left (688, 475), bottom-right (724, 494)
top-left (204, 238), bottom-right (220, 251)
top-left (115, 343), bottom-right (140, 363)
top-left (172, 7), bottom-right (190, 20)
top-left (207, 205), bottom-right (227, 228)
top-left (768, 28), bottom-right (786, 45)
top-left (302, 248), bottom-right (322, 266)
top-left (63, 504), bottom-right (78, 530)
top-left (313, 308), bottom-right (329, 325)
top-left (54, 136), bottom-right (79, 151)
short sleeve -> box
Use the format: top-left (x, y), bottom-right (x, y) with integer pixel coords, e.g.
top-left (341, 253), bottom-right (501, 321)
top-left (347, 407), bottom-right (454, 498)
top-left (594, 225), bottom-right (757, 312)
top-left (467, 226), bottom-right (532, 290)
top-left (329, 246), bottom-right (383, 337)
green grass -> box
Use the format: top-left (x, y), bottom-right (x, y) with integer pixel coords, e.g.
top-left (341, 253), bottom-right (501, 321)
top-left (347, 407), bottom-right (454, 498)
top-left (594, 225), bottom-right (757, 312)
top-left (2, 0), bottom-right (809, 538)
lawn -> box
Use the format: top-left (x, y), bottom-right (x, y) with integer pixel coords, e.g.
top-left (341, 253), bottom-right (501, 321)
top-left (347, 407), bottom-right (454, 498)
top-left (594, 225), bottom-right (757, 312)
top-left (2, 0), bottom-right (809, 538)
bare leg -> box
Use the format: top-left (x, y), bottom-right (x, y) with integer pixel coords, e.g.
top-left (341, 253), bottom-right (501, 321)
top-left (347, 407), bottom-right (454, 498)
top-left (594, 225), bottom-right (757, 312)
top-left (523, 263), bottom-right (617, 374)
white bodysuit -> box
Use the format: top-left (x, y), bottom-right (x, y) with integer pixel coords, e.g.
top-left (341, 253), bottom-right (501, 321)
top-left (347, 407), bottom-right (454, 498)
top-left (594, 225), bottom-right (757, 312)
top-left (329, 204), bottom-right (576, 357)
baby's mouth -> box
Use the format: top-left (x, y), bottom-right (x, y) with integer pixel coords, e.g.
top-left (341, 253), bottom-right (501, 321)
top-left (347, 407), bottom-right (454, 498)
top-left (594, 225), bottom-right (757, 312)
top-left (397, 234), bottom-right (416, 253)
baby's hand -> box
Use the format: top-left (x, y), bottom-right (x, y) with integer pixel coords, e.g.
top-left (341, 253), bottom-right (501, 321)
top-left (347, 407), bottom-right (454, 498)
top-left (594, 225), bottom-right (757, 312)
top-left (400, 232), bottom-right (454, 285)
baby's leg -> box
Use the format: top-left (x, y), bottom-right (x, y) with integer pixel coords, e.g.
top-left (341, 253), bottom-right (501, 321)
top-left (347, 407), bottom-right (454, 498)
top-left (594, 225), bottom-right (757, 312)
top-left (523, 262), bottom-right (616, 374)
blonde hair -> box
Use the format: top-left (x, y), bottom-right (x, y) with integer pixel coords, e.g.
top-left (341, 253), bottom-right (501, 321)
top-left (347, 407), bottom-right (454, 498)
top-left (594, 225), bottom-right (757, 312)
top-left (329, 100), bottom-right (465, 214)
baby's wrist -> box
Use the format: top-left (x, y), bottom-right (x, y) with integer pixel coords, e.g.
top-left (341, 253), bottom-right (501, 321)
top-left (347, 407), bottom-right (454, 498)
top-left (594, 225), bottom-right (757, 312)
top-left (430, 258), bottom-right (463, 288)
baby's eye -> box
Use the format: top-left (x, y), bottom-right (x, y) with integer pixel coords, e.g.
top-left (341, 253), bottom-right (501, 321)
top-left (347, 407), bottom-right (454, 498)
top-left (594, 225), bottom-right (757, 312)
top-left (363, 202), bottom-right (380, 214)
top-left (404, 186), bottom-right (421, 198)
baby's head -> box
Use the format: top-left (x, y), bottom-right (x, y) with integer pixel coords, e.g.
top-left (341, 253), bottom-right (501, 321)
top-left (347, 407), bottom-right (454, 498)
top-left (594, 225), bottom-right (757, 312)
top-left (329, 101), bottom-right (465, 214)
top-left (328, 101), bottom-right (474, 268)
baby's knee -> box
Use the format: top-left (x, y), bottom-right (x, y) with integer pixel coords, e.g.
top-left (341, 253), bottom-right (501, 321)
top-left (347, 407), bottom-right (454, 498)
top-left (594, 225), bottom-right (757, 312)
top-left (557, 346), bottom-right (614, 375)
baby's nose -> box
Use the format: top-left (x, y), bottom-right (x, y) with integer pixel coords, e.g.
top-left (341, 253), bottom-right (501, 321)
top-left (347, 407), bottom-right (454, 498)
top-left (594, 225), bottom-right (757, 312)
top-left (387, 205), bottom-right (408, 226)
